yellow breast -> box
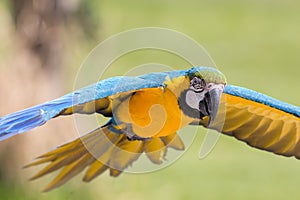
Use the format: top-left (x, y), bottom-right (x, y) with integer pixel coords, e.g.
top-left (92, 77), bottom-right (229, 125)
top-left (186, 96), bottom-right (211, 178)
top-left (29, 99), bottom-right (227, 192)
top-left (115, 87), bottom-right (194, 138)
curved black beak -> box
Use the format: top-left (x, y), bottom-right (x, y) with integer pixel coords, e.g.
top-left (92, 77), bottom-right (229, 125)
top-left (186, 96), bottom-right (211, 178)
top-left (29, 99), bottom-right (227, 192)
top-left (201, 87), bottom-right (223, 127)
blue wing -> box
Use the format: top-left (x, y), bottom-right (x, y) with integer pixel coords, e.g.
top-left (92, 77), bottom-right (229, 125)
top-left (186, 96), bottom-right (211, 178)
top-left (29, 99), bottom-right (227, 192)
top-left (0, 69), bottom-right (189, 140)
top-left (224, 85), bottom-right (300, 117)
top-left (0, 66), bottom-right (226, 140)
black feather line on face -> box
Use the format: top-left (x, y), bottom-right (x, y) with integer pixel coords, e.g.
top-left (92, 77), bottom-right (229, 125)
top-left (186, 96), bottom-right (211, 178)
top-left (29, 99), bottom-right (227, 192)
top-left (178, 90), bottom-right (206, 119)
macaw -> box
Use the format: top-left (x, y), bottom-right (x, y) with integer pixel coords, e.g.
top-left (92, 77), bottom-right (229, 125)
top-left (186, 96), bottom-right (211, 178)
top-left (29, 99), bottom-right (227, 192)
top-left (0, 66), bottom-right (299, 192)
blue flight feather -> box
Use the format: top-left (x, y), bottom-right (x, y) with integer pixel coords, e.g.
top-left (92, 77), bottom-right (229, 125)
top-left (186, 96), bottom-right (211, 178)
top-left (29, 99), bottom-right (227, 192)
top-left (224, 85), bottom-right (300, 117)
top-left (0, 68), bottom-right (195, 140)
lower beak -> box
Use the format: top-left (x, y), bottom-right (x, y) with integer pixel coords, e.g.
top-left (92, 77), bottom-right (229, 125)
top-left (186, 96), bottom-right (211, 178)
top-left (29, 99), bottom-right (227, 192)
top-left (205, 88), bottom-right (223, 127)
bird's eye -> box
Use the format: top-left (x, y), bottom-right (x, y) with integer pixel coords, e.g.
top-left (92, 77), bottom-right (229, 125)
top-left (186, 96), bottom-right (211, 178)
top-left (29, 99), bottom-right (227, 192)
top-left (190, 77), bottom-right (205, 91)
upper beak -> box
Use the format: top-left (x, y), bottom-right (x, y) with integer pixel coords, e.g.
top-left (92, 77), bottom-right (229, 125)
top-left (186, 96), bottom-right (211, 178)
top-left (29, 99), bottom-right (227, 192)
top-left (204, 86), bottom-right (223, 127)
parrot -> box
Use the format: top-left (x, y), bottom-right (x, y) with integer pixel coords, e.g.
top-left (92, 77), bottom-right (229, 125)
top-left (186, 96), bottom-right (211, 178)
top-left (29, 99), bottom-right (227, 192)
top-left (0, 66), bottom-right (299, 192)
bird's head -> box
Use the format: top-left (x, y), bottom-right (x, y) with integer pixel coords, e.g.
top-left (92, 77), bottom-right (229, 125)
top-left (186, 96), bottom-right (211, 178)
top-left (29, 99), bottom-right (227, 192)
top-left (179, 67), bottom-right (226, 126)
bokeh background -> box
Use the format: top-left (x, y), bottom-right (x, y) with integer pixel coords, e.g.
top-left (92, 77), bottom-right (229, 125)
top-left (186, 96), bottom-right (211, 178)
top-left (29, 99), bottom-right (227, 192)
top-left (0, 0), bottom-right (300, 199)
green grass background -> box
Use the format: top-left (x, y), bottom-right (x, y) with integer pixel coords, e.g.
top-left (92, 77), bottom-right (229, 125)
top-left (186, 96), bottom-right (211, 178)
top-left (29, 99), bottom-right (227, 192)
top-left (1, 0), bottom-right (300, 199)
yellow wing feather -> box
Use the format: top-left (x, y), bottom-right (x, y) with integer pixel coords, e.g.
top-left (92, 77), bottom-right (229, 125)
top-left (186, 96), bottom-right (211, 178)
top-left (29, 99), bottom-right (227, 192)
top-left (160, 132), bottom-right (185, 150)
top-left (83, 146), bottom-right (114, 182)
top-left (26, 124), bottom-right (185, 191)
top-left (144, 137), bottom-right (167, 164)
top-left (108, 139), bottom-right (144, 174)
top-left (58, 91), bottom-right (135, 117)
top-left (214, 93), bottom-right (300, 158)
top-left (43, 153), bottom-right (95, 192)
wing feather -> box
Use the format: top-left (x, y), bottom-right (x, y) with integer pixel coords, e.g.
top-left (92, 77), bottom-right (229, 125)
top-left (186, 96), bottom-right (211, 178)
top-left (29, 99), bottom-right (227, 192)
top-left (0, 67), bottom-right (210, 140)
top-left (214, 85), bottom-right (300, 158)
top-left (0, 75), bottom-right (166, 140)
top-left (144, 137), bottom-right (167, 164)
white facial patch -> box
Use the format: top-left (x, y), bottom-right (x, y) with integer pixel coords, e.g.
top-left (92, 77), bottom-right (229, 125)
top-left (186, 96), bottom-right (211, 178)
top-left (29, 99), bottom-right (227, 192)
top-left (185, 83), bottom-right (225, 111)
top-left (185, 90), bottom-right (205, 111)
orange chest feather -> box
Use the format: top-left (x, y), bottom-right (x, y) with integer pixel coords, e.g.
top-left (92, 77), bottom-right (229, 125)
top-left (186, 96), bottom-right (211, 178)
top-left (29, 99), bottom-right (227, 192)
top-left (115, 88), bottom-right (194, 138)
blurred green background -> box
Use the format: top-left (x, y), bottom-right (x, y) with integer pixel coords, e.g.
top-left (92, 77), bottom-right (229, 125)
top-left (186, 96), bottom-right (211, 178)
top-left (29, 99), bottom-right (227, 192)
top-left (0, 0), bottom-right (300, 199)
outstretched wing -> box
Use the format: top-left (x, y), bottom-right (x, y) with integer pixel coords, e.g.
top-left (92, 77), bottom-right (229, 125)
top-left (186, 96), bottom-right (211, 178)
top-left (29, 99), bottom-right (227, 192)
top-left (213, 85), bottom-right (300, 158)
top-left (0, 70), bottom-right (188, 140)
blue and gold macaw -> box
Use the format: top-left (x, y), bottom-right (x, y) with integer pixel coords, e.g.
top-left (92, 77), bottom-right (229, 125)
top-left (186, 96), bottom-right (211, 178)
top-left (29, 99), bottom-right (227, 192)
top-left (0, 66), bottom-right (299, 191)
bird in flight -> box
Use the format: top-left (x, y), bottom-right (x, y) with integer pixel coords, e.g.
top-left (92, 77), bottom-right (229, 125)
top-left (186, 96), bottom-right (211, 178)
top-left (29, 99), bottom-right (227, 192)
top-left (0, 66), bottom-right (299, 191)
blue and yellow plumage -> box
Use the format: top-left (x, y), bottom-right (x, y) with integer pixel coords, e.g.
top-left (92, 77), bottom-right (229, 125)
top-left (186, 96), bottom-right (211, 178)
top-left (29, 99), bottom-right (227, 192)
top-left (0, 66), bottom-right (299, 191)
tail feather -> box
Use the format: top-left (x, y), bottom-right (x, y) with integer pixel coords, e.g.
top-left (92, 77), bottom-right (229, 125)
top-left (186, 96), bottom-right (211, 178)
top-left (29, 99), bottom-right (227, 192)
top-left (25, 125), bottom-right (185, 192)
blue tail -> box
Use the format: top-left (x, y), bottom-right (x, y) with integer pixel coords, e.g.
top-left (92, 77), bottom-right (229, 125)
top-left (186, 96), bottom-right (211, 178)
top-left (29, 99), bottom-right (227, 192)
top-left (0, 95), bottom-right (73, 140)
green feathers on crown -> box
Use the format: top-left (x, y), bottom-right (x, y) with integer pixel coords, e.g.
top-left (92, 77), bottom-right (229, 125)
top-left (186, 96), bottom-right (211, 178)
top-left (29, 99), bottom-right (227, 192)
top-left (186, 66), bottom-right (226, 84)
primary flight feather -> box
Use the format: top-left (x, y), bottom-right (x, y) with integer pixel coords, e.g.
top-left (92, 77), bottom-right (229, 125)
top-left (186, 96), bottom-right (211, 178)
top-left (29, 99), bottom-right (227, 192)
top-left (0, 66), bottom-right (299, 191)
